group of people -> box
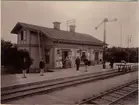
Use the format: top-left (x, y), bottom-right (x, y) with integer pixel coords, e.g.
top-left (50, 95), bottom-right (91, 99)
top-left (56, 57), bottom-right (72, 69)
top-left (63, 57), bottom-right (72, 69)
top-left (22, 56), bottom-right (115, 78)
top-left (75, 56), bottom-right (89, 72)
top-left (76, 56), bottom-right (115, 71)
top-left (56, 59), bottom-right (63, 69)
top-left (22, 58), bottom-right (45, 78)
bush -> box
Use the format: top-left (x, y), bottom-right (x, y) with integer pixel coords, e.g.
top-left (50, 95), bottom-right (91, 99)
top-left (2, 48), bottom-right (33, 73)
top-left (12, 49), bottom-right (33, 73)
top-left (1, 39), bottom-right (33, 73)
top-left (105, 47), bottom-right (138, 63)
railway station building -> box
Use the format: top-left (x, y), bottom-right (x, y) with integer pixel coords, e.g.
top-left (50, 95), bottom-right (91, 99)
top-left (11, 22), bottom-right (104, 72)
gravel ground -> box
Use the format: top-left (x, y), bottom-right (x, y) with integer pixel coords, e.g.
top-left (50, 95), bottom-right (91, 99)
top-left (5, 71), bottom-right (138, 104)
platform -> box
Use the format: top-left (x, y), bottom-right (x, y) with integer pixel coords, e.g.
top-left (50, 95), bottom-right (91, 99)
top-left (5, 69), bottom-right (138, 104)
top-left (1, 63), bottom-right (137, 88)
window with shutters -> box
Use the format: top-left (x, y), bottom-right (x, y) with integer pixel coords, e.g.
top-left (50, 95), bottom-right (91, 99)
top-left (45, 49), bottom-right (50, 64)
top-left (20, 31), bottom-right (26, 41)
top-left (21, 31), bottom-right (24, 40)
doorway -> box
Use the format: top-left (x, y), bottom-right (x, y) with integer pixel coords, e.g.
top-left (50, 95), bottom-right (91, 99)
top-left (62, 50), bottom-right (69, 68)
top-left (44, 49), bottom-right (50, 64)
top-left (81, 51), bottom-right (86, 61)
top-left (95, 52), bottom-right (99, 64)
top-left (62, 51), bottom-right (69, 60)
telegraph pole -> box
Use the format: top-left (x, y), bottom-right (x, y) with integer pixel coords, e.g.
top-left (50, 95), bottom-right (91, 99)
top-left (103, 21), bottom-right (106, 69)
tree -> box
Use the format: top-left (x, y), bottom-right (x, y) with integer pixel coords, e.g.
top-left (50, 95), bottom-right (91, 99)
top-left (1, 39), bottom-right (13, 49)
top-left (1, 39), bottom-right (33, 73)
top-left (105, 47), bottom-right (138, 63)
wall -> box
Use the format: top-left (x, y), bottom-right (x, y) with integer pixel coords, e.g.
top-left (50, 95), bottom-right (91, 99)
top-left (90, 49), bottom-right (95, 61)
top-left (17, 30), bottom-right (40, 70)
top-left (17, 29), bottom-right (30, 45)
top-left (99, 51), bottom-right (103, 62)
top-left (53, 43), bottom-right (103, 69)
top-left (30, 47), bottom-right (40, 68)
top-left (17, 29), bottom-right (103, 70)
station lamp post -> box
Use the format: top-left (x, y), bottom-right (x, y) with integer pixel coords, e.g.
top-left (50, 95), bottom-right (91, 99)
top-left (95, 18), bottom-right (117, 69)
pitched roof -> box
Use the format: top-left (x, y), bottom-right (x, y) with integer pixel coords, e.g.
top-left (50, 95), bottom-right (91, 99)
top-left (11, 22), bottom-right (104, 46)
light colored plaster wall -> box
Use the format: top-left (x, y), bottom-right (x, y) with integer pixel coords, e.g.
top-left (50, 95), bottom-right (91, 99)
top-left (18, 29), bottom-right (29, 45)
top-left (53, 47), bottom-right (57, 68)
top-left (30, 47), bottom-right (39, 68)
top-left (47, 48), bottom-right (53, 68)
top-left (90, 49), bottom-right (95, 61)
top-left (30, 32), bottom-right (38, 45)
top-left (26, 30), bottom-right (30, 44)
top-left (70, 48), bottom-right (76, 68)
top-left (99, 51), bottom-right (103, 61)
top-left (53, 43), bottom-right (102, 68)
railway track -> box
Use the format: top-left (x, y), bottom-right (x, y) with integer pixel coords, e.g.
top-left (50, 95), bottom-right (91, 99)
top-left (79, 79), bottom-right (138, 105)
top-left (1, 66), bottom-right (137, 103)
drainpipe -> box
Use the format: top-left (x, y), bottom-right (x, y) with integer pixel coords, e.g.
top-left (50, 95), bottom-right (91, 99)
top-left (42, 35), bottom-right (46, 70)
top-left (29, 30), bottom-right (31, 55)
top-left (38, 31), bottom-right (41, 61)
top-left (29, 30), bottom-right (31, 73)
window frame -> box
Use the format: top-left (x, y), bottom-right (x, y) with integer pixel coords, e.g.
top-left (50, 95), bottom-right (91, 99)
top-left (20, 30), bottom-right (27, 41)
top-left (45, 49), bottom-right (50, 64)
top-left (21, 31), bottom-right (24, 41)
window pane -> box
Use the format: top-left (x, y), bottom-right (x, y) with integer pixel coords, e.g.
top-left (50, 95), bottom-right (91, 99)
top-left (45, 49), bottom-right (50, 64)
top-left (23, 31), bottom-right (26, 40)
top-left (21, 31), bottom-right (23, 40)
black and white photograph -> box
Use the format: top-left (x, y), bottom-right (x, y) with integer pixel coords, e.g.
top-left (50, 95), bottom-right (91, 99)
top-left (1, 1), bottom-right (138, 104)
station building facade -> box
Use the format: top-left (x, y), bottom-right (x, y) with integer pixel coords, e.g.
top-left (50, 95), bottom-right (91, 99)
top-left (11, 22), bottom-right (104, 72)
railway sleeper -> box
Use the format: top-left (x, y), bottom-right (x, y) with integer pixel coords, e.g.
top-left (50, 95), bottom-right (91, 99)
top-left (101, 96), bottom-right (118, 101)
top-left (114, 91), bottom-right (128, 96)
top-left (91, 98), bottom-right (110, 104)
top-left (107, 93), bottom-right (122, 98)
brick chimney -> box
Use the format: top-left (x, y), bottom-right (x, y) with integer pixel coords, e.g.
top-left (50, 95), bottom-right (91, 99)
top-left (53, 21), bottom-right (61, 30)
top-left (69, 25), bottom-right (76, 32)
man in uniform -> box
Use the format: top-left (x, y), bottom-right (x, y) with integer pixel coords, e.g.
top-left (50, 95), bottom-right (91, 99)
top-left (75, 56), bottom-right (80, 71)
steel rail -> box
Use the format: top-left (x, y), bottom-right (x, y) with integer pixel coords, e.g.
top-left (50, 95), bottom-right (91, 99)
top-left (1, 70), bottom-right (119, 102)
top-left (79, 79), bottom-right (138, 105)
top-left (2, 67), bottom-right (137, 103)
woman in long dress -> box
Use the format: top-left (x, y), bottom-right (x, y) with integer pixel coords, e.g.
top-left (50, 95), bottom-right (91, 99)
top-left (59, 59), bottom-right (63, 69)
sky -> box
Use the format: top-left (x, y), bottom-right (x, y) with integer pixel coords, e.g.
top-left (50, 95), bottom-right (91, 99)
top-left (1, 1), bottom-right (139, 47)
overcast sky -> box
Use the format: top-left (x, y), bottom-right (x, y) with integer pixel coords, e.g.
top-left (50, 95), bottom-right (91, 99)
top-left (1, 1), bottom-right (138, 47)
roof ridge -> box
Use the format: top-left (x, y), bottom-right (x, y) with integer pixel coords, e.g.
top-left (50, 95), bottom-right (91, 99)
top-left (18, 22), bottom-right (97, 39)
top-left (11, 22), bottom-right (104, 45)
top-left (18, 22), bottom-right (102, 42)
